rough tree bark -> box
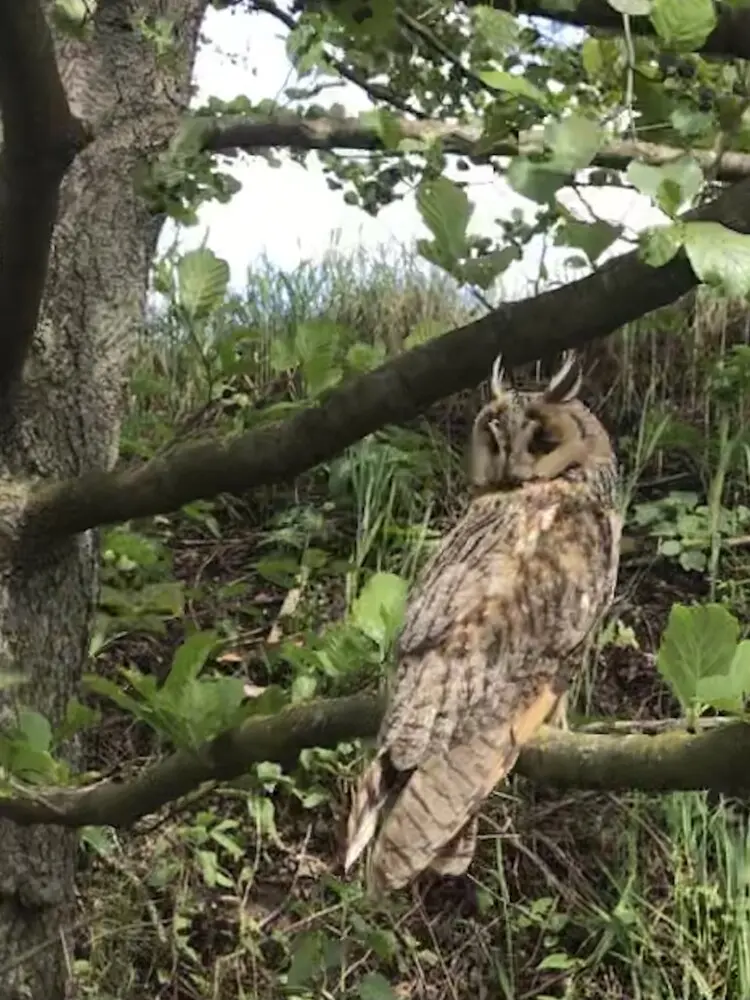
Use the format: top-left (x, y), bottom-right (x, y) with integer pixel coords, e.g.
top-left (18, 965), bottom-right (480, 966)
top-left (0, 2), bottom-right (207, 996)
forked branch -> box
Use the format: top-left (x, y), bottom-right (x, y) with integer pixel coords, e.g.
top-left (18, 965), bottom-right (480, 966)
top-left (0, 0), bottom-right (90, 399)
top-left (0, 694), bottom-right (748, 828)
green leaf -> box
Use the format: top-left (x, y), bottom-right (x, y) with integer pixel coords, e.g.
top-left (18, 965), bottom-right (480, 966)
top-left (359, 109), bottom-right (403, 149)
top-left (626, 157), bottom-right (703, 216)
top-left (17, 711), bottom-right (52, 753)
top-left (416, 177), bottom-right (472, 262)
top-left (352, 572), bottom-right (408, 650)
top-left (163, 630), bottom-right (218, 698)
top-left (507, 158), bottom-right (569, 204)
top-left (555, 220), bottom-right (623, 263)
top-left (639, 223), bottom-right (686, 267)
top-left (177, 248), bottom-right (230, 321)
top-left (295, 319), bottom-right (344, 397)
top-left (650, 0), bottom-right (717, 52)
top-left (457, 246), bottom-right (521, 289)
top-left (545, 115), bottom-right (603, 172)
top-left (52, 0), bottom-right (93, 37)
top-left (606, 0), bottom-right (652, 12)
top-left (656, 603), bottom-right (739, 710)
top-left (479, 70), bottom-right (550, 108)
top-left (471, 7), bottom-right (520, 54)
top-left (683, 221), bottom-right (750, 298)
top-left (358, 972), bottom-right (398, 1000)
top-left (581, 38), bottom-right (605, 78)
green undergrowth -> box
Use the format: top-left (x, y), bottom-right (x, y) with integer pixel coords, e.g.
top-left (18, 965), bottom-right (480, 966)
top-left (73, 245), bottom-right (750, 1000)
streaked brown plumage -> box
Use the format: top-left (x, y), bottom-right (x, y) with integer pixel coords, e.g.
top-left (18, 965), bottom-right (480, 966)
top-left (345, 350), bottom-right (622, 894)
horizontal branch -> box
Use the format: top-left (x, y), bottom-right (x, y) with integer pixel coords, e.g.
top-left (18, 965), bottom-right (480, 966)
top-left (2, 694), bottom-right (750, 828)
top-left (0, 0), bottom-right (90, 400)
top-left (475, 0), bottom-right (750, 63)
top-left (9, 173), bottom-right (750, 544)
top-left (203, 111), bottom-right (750, 184)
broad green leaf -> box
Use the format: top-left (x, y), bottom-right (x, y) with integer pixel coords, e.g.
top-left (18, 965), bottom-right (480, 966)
top-left (358, 972), bottom-right (398, 1000)
top-left (656, 603), bottom-right (739, 710)
top-left (607, 0), bottom-right (651, 12)
top-left (683, 221), bottom-right (750, 298)
top-left (479, 70), bottom-right (550, 108)
top-left (639, 223), bottom-right (686, 266)
top-left (507, 158), bottom-right (569, 204)
top-left (555, 220), bottom-right (623, 263)
top-left (545, 115), bottom-right (603, 172)
top-left (626, 157), bottom-right (703, 216)
top-left (581, 38), bottom-right (604, 78)
top-left (55, 698), bottom-right (100, 745)
top-left (17, 711), bottom-right (52, 753)
top-left (359, 109), bottom-right (403, 149)
top-left (346, 342), bottom-right (386, 373)
top-left (416, 177), bottom-right (472, 262)
top-left (695, 641), bottom-right (750, 712)
top-left (177, 248), bottom-right (230, 321)
top-left (53, 0), bottom-right (93, 37)
top-left (163, 630), bottom-right (218, 697)
top-left (650, 0), bottom-right (717, 52)
top-left (295, 320), bottom-right (344, 397)
top-left (458, 246), bottom-right (521, 289)
top-left (471, 7), bottom-right (520, 54)
top-left (352, 572), bottom-right (408, 650)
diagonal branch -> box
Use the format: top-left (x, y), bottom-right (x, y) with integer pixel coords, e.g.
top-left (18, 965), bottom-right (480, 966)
top-left (201, 111), bottom-right (750, 183)
top-left (13, 174), bottom-right (750, 545)
top-left (0, 694), bottom-right (749, 828)
top-left (0, 0), bottom-right (90, 400)
top-left (467, 0), bottom-right (750, 63)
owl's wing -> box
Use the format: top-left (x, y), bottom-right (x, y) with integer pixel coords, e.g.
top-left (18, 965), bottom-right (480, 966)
top-left (346, 487), bottom-right (621, 892)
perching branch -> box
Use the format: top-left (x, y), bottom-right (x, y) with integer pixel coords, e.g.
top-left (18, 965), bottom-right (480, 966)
top-left (2, 694), bottom-right (750, 829)
top-left (468, 0), bottom-right (750, 63)
top-left (202, 111), bottom-right (750, 184)
top-left (0, 0), bottom-right (90, 399)
top-left (7, 173), bottom-right (749, 546)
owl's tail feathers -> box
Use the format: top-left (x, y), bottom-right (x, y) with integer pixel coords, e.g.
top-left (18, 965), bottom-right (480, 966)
top-left (344, 752), bottom-right (400, 875)
top-left (367, 683), bottom-right (559, 893)
top-left (428, 815), bottom-right (478, 877)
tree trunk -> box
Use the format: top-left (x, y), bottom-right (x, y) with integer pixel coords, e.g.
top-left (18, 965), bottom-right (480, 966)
top-left (0, 3), bottom-right (206, 995)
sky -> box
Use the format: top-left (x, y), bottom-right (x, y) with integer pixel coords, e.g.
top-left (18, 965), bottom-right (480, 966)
top-left (158, 5), bottom-right (667, 299)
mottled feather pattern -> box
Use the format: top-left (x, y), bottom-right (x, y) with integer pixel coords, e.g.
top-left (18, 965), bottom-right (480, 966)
top-left (345, 352), bottom-right (622, 894)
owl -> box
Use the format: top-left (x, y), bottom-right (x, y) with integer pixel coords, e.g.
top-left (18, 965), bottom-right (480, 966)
top-left (344, 350), bottom-right (622, 894)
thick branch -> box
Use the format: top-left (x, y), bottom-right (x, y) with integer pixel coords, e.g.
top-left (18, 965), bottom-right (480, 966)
top-left (1, 695), bottom-right (749, 828)
top-left (0, 0), bottom-right (90, 399)
top-left (203, 112), bottom-right (750, 184)
top-left (473, 0), bottom-right (750, 63)
top-left (13, 175), bottom-right (750, 543)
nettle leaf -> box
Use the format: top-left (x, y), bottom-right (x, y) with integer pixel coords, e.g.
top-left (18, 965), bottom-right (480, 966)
top-left (416, 177), bottom-right (472, 262)
top-left (606, 0), bottom-right (652, 13)
top-left (507, 158), bottom-right (569, 204)
top-left (555, 220), bottom-right (623, 264)
top-left (657, 603), bottom-right (739, 711)
top-left (650, 0), bottom-right (717, 52)
top-left (639, 223), bottom-right (686, 267)
top-left (177, 248), bottom-right (230, 320)
top-left (479, 69), bottom-right (550, 108)
top-left (545, 115), bottom-right (603, 173)
top-left (683, 221), bottom-right (750, 298)
top-left (352, 572), bottom-right (408, 650)
top-left (695, 641), bottom-right (750, 712)
top-left (18, 711), bottom-right (52, 754)
top-left (626, 157), bottom-right (703, 216)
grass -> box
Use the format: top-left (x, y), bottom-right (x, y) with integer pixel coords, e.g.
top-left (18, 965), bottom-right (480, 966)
top-left (74, 240), bottom-right (750, 1000)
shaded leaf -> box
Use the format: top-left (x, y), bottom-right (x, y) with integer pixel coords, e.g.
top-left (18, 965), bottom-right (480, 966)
top-left (683, 221), bottom-right (750, 298)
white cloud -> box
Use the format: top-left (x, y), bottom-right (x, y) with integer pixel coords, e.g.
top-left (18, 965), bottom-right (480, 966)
top-left (160, 7), bottom-right (667, 298)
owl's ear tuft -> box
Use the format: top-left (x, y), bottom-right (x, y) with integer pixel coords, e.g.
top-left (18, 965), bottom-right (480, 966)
top-left (543, 350), bottom-right (582, 403)
top-left (490, 353), bottom-right (507, 401)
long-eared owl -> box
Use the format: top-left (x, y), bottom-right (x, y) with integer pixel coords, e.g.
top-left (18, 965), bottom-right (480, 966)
top-left (345, 350), bottom-right (622, 893)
